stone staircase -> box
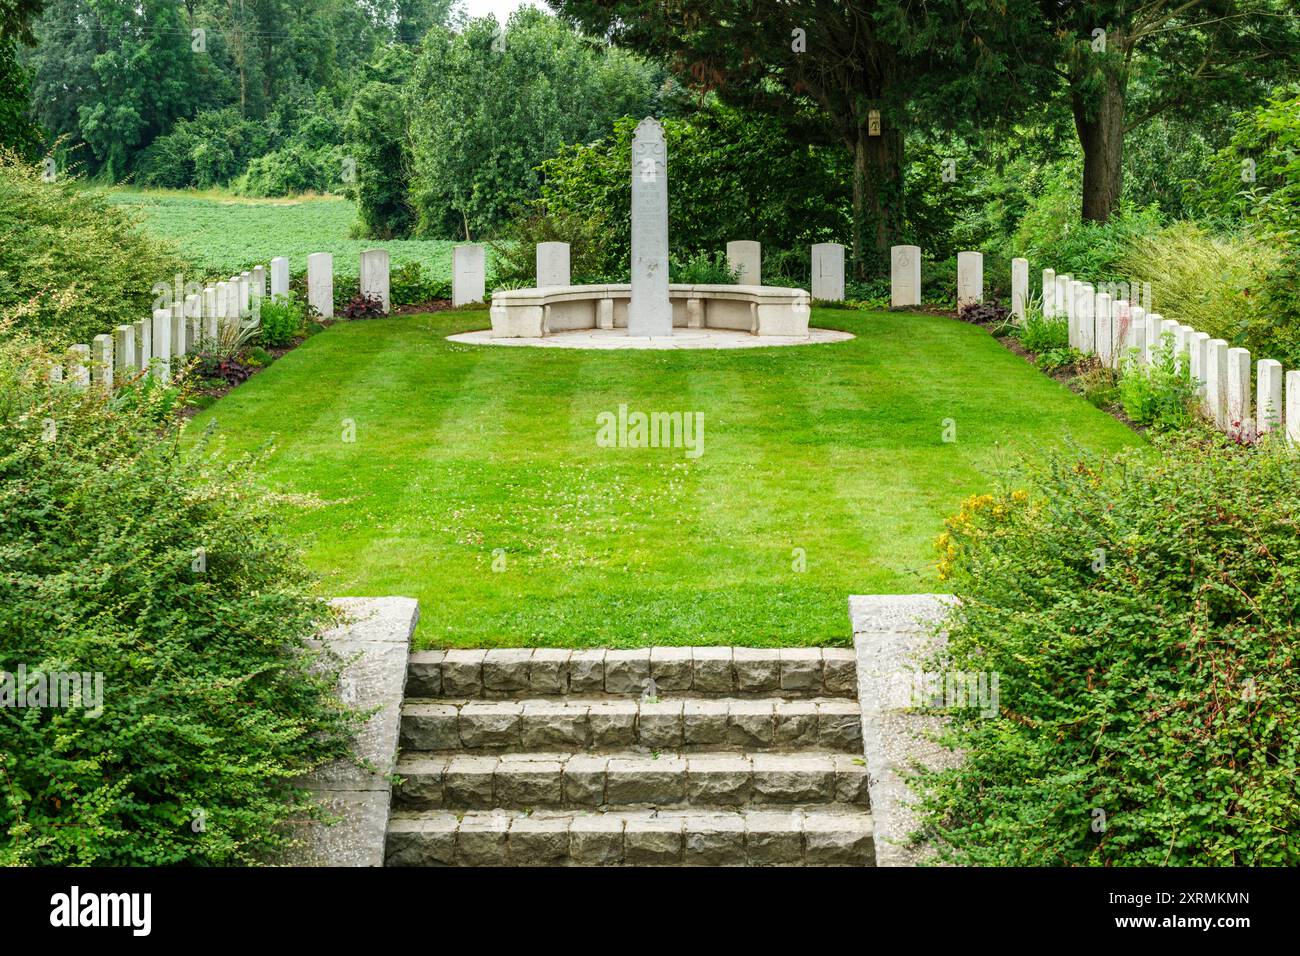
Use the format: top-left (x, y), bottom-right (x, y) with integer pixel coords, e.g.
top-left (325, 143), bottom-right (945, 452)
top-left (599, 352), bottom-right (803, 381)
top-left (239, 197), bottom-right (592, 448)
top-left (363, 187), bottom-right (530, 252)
top-left (384, 647), bottom-right (874, 866)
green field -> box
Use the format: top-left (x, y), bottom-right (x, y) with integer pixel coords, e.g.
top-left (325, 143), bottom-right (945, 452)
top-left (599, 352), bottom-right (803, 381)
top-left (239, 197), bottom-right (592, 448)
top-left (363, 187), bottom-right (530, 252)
top-left (188, 307), bottom-right (1143, 648)
top-left (105, 188), bottom-right (471, 281)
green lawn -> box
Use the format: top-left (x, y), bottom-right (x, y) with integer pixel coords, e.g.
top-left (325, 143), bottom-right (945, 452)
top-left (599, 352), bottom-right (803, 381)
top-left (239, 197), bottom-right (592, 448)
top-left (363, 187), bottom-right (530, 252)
top-left (187, 307), bottom-right (1142, 648)
top-left (104, 188), bottom-right (470, 280)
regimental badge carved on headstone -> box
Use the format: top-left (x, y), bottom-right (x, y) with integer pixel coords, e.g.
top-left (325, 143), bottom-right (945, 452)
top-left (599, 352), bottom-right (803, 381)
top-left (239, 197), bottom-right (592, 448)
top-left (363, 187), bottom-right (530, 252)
top-left (629, 117), bottom-right (672, 337)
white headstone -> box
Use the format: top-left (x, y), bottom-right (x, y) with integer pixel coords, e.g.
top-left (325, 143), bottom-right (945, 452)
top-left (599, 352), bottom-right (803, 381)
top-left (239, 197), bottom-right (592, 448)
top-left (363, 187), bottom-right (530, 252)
top-left (1130, 322), bottom-right (1146, 368)
top-left (1041, 268), bottom-right (1056, 318)
top-left (1174, 325), bottom-right (1195, 375)
top-left (151, 309), bottom-right (171, 382)
top-left (1257, 359), bottom-right (1284, 434)
top-left (69, 344), bottom-right (90, 389)
top-left (251, 265), bottom-right (266, 302)
top-left (889, 245), bottom-right (919, 307)
top-left (307, 252), bottom-right (334, 318)
top-left (956, 251), bottom-right (983, 308)
top-left (185, 293), bottom-right (202, 346)
top-left (726, 240), bottom-right (761, 285)
top-left (1011, 257), bottom-right (1028, 321)
top-left (114, 325), bottom-right (135, 374)
top-left (452, 244), bottom-right (486, 307)
top-left (814, 243), bottom-right (846, 302)
top-left (360, 248), bottom-right (391, 313)
top-left (1066, 280), bottom-right (1082, 348)
top-left (629, 117), bottom-right (671, 336)
top-left (1226, 347), bottom-right (1252, 431)
top-left (1189, 331), bottom-right (1209, 398)
top-left (238, 273), bottom-right (251, 316)
top-left (134, 318), bottom-right (151, 371)
top-left (1095, 292), bottom-right (1113, 366)
top-left (92, 334), bottom-right (113, 388)
top-left (271, 257), bottom-right (290, 299)
top-left (1054, 274), bottom-right (1071, 323)
top-left (1077, 284), bottom-right (1095, 354)
top-left (1204, 339), bottom-right (1229, 428)
top-left (1287, 371), bottom-right (1300, 445)
top-left (171, 309), bottom-right (187, 360)
top-left (536, 242), bottom-right (570, 287)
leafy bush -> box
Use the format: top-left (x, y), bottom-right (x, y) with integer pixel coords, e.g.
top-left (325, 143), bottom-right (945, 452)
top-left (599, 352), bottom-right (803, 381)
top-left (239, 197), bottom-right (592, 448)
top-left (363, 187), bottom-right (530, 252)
top-left (0, 151), bottom-right (188, 348)
top-left (920, 434), bottom-right (1300, 865)
top-left (1118, 338), bottom-right (1198, 430)
top-left (234, 143), bottom-right (344, 198)
top-left (257, 293), bottom-right (306, 347)
top-left (1118, 222), bottom-right (1284, 358)
top-left (1075, 363), bottom-right (1119, 409)
top-left (1016, 299), bottom-right (1069, 353)
top-left (491, 206), bottom-right (626, 286)
top-left (670, 250), bottom-right (740, 285)
top-left (536, 104), bottom-right (851, 271)
top-left (1034, 346), bottom-right (1082, 372)
top-left (340, 293), bottom-right (385, 319)
top-left (1010, 160), bottom-right (1164, 280)
top-left (1196, 85), bottom-right (1300, 236)
top-left (134, 109), bottom-right (274, 190)
top-left (343, 48), bottom-right (415, 239)
top-left (957, 299), bottom-right (1009, 326)
top-left (391, 261), bottom-right (451, 304)
top-left (0, 333), bottom-right (362, 865)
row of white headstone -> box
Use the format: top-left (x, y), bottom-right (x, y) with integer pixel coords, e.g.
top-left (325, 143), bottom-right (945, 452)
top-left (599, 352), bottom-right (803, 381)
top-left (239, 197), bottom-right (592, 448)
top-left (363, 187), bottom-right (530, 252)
top-left (1039, 267), bottom-right (1300, 443)
top-left (51, 262), bottom-right (282, 388)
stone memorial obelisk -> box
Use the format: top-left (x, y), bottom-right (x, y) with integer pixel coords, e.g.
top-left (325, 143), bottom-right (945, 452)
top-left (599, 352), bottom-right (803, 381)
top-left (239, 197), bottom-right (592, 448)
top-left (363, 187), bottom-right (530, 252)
top-left (629, 117), bottom-right (671, 337)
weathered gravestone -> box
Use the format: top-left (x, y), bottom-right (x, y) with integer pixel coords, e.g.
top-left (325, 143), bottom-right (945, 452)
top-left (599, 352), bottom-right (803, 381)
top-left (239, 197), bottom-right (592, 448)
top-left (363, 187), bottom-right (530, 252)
top-left (726, 240), bottom-right (761, 285)
top-left (813, 242), bottom-right (846, 302)
top-left (360, 249), bottom-right (391, 313)
top-left (890, 245), bottom-right (920, 308)
top-left (308, 252), bottom-right (334, 318)
top-left (452, 245), bottom-right (485, 307)
top-left (536, 242), bottom-right (570, 287)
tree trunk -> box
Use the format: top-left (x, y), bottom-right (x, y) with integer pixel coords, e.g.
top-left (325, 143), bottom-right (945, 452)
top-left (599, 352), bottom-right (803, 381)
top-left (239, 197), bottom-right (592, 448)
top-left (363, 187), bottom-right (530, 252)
top-left (1073, 70), bottom-right (1126, 223)
top-left (850, 122), bottom-right (904, 279)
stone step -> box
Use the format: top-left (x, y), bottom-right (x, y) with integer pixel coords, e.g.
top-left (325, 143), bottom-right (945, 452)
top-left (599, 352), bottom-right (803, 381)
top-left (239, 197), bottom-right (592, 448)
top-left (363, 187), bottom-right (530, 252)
top-left (386, 807), bottom-right (874, 866)
top-left (399, 697), bottom-right (863, 754)
top-left (394, 751), bottom-right (869, 810)
top-left (407, 647), bottom-right (858, 700)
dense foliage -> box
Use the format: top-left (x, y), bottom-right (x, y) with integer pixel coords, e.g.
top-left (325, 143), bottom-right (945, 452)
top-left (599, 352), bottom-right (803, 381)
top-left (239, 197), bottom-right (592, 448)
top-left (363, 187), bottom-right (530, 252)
top-left (407, 9), bottom-right (660, 239)
top-left (922, 434), bottom-right (1300, 865)
top-left (536, 107), bottom-right (850, 280)
top-left (0, 151), bottom-right (186, 348)
top-left (0, 332), bottom-right (363, 865)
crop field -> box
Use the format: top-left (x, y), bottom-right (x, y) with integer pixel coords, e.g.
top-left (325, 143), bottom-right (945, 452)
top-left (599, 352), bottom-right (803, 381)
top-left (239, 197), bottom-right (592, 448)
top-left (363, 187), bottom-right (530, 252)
top-left (105, 188), bottom-right (473, 281)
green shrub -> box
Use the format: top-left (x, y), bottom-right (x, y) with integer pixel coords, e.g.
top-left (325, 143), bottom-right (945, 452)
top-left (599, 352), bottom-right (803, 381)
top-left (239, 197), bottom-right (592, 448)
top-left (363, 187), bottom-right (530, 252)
top-left (391, 261), bottom-right (451, 304)
top-left (1118, 337), bottom-right (1198, 431)
top-left (921, 434), bottom-right (1300, 865)
top-left (0, 333), bottom-right (363, 865)
top-left (1016, 298), bottom-right (1068, 353)
top-left (234, 143), bottom-right (344, 198)
top-left (0, 151), bottom-right (188, 349)
top-left (669, 250), bottom-right (740, 285)
top-left (1118, 222), bottom-right (1284, 359)
top-left (490, 206), bottom-right (625, 286)
top-left (258, 292), bottom-right (306, 347)
top-left (1010, 161), bottom-right (1165, 280)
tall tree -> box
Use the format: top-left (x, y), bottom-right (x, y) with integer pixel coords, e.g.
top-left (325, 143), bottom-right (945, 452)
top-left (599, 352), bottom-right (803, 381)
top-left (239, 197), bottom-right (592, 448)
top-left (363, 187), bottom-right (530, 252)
top-left (1011, 0), bottom-right (1300, 222)
top-left (551, 1), bottom-right (998, 275)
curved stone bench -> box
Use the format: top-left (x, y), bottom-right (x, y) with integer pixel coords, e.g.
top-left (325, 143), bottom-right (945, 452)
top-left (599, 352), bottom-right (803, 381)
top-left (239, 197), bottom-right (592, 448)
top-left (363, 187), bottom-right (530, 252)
top-left (489, 284), bottom-right (812, 339)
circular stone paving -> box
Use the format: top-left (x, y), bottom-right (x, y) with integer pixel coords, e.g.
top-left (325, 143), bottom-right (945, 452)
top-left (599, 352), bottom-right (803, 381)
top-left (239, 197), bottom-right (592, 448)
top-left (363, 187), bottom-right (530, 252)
top-left (447, 327), bottom-right (855, 350)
